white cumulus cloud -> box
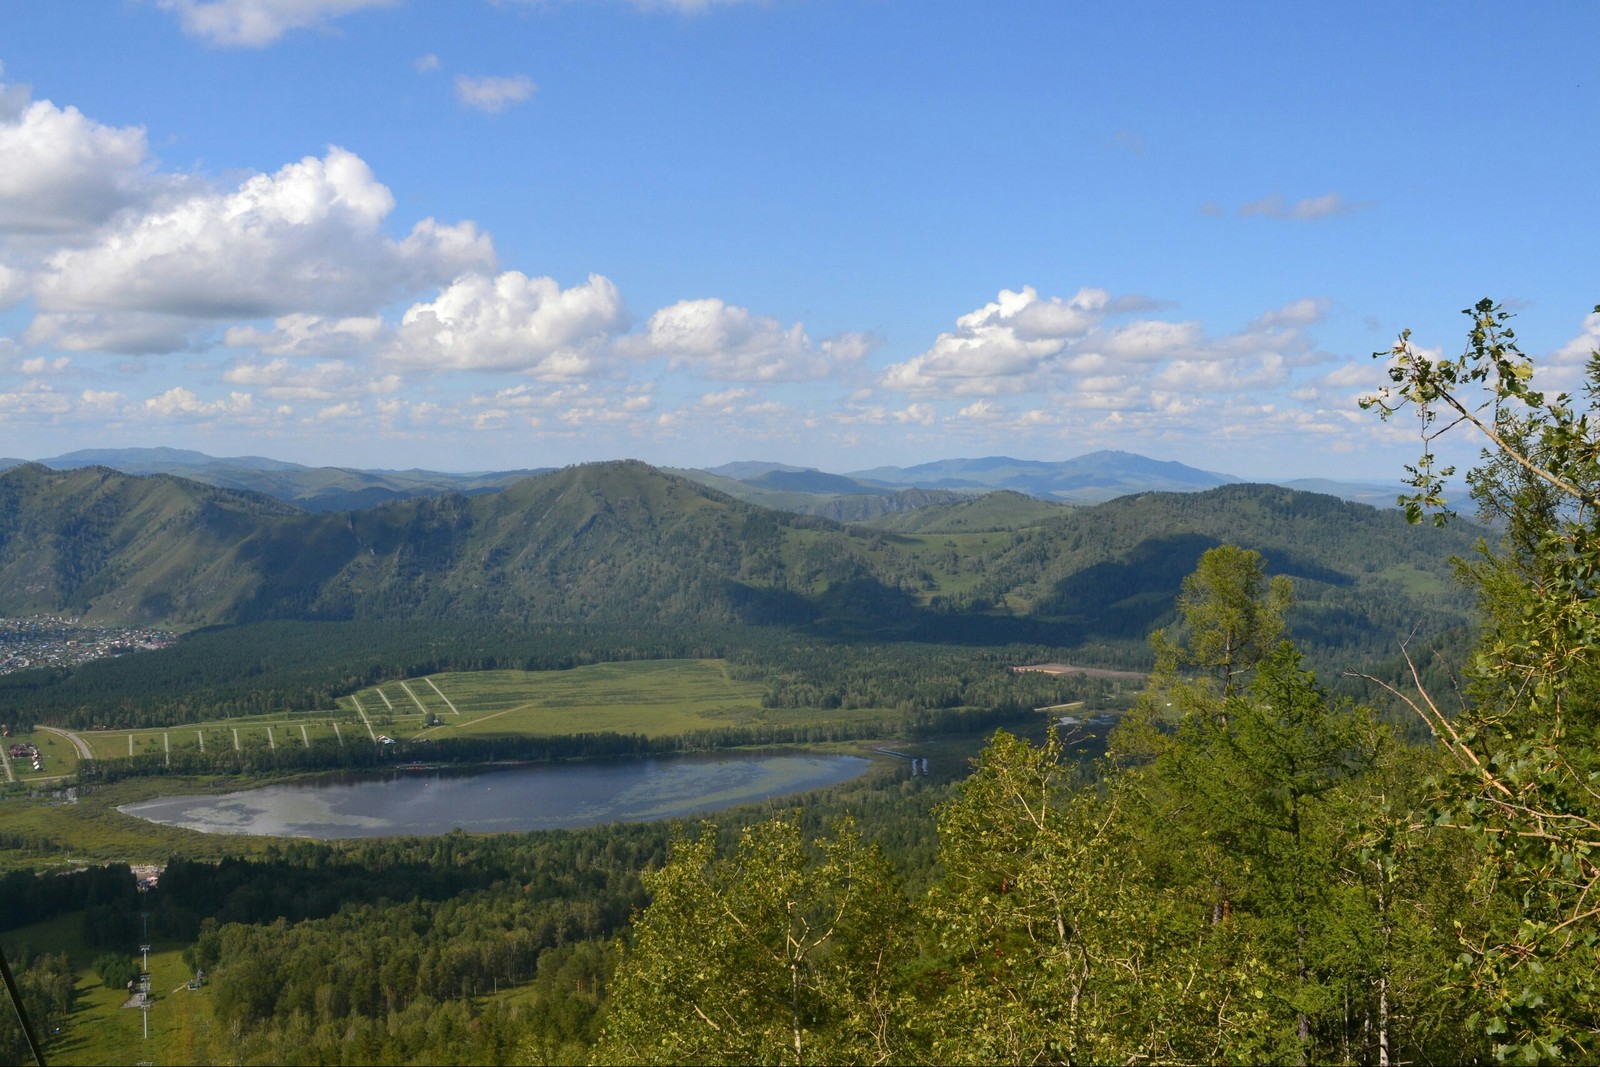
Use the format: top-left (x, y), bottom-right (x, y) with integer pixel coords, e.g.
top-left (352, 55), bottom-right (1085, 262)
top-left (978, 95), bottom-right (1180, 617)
top-left (225, 313), bottom-right (386, 358)
top-left (881, 286), bottom-right (1116, 395)
top-left (388, 271), bottom-right (628, 376)
top-left (885, 285), bottom-right (1328, 407)
top-left (626, 298), bottom-right (876, 381)
top-left (144, 386), bottom-right (253, 418)
top-left (0, 88), bottom-right (160, 237)
top-left (19, 356), bottom-right (71, 375)
top-left (25, 311), bottom-right (202, 354)
top-left (1252, 297), bottom-right (1330, 329)
top-left (1552, 310), bottom-right (1600, 365)
top-left (0, 264), bottom-right (27, 309)
top-left (223, 358), bottom-right (398, 402)
top-left (34, 147), bottom-right (493, 324)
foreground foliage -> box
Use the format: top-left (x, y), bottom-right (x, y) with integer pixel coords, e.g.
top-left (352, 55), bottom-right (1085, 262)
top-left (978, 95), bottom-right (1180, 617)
top-left (598, 818), bottom-right (909, 1065)
top-left (1363, 299), bottom-right (1600, 1061)
top-left (600, 545), bottom-right (1481, 1065)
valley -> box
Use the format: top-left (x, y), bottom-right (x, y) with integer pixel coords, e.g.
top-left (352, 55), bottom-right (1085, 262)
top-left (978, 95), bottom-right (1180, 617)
top-left (0, 453), bottom-right (1494, 1065)
top-left (4, 3), bottom-right (1587, 1056)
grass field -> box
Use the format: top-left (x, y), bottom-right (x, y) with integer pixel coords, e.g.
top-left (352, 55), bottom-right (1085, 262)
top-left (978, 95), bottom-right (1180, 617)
top-left (5, 905), bottom-right (557, 1066)
top-left (17, 659), bottom-right (895, 775)
top-left (3, 729), bottom-right (79, 784)
top-left (76, 713), bottom-right (360, 763)
top-left (339, 658), bottom-right (776, 741)
top-left (3, 913), bottom-right (216, 1066)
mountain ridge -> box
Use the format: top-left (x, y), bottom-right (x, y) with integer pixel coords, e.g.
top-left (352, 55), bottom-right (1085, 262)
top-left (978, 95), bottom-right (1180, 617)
top-left (0, 447), bottom-right (1405, 511)
top-left (0, 461), bottom-right (1476, 671)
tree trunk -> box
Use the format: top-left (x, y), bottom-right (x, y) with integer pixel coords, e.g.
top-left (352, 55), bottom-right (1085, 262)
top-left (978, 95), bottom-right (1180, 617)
top-left (1378, 971), bottom-right (1390, 1067)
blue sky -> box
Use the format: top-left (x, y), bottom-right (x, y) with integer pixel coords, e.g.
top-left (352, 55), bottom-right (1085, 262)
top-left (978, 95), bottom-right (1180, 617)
top-left (0, 0), bottom-right (1595, 480)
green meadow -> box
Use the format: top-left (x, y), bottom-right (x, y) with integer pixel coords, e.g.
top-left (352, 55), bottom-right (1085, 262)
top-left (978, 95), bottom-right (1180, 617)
top-left (54, 659), bottom-right (785, 756)
top-left (2, 913), bottom-right (214, 1067)
top-left (3, 729), bottom-right (80, 784)
top-left (3, 908), bottom-right (550, 1067)
top-left (338, 658), bottom-right (782, 741)
top-left (13, 657), bottom-right (894, 775)
top-left (74, 714), bottom-right (362, 764)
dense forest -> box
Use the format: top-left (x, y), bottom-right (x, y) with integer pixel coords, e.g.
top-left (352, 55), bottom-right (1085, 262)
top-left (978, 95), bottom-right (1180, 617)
top-left (0, 456), bottom-right (1476, 642)
top-left (6, 304), bottom-right (1599, 1063)
top-left (0, 460), bottom-right (1474, 735)
top-left (587, 301), bottom-right (1600, 1065)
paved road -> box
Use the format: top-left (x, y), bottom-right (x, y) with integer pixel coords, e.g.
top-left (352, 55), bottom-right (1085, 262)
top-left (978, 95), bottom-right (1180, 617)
top-left (39, 725), bottom-right (93, 761)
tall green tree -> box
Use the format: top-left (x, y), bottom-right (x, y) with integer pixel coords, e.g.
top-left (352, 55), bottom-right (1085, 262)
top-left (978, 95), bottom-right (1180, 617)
top-left (920, 728), bottom-right (1207, 1064)
top-left (595, 816), bottom-right (910, 1066)
top-left (1163, 642), bottom-right (1374, 1063)
top-left (1326, 731), bottom-right (1488, 1066)
top-left (1364, 298), bottom-right (1600, 1062)
top-left (1115, 546), bottom-right (1443, 1062)
top-left (1156, 543), bottom-right (1293, 700)
top-left (923, 548), bottom-right (1414, 1065)
top-left (1117, 545), bottom-right (1297, 952)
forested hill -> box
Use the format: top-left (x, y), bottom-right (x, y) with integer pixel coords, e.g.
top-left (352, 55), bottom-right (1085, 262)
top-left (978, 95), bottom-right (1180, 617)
top-left (0, 462), bottom-right (1481, 657)
top-left (0, 463), bottom-right (310, 626)
top-left (0, 460), bottom-right (819, 628)
top-left (853, 490), bottom-right (1071, 533)
top-left (915, 483), bottom-right (1483, 660)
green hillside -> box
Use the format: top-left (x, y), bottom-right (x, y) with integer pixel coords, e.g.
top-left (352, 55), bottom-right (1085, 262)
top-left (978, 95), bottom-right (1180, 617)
top-left (0, 464), bottom-right (315, 627)
top-left (932, 483), bottom-right (1482, 661)
top-left (855, 490), bottom-right (1072, 532)
top-left (0, 462), bottom-right (1479, 668)
top-left (669, 466), bottom-right (971, 522)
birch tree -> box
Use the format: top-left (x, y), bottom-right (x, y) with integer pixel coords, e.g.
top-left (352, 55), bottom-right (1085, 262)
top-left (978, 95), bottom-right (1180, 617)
top-left (1363, 298), bottom-right (1600, 1062)
top-left (595, 816), bottom-right (909, 1066)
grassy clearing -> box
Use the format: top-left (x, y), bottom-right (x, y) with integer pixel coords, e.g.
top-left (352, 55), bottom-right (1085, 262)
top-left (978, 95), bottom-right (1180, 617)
top-left (3, 913), bottom-right (216, 1066)
top-left (0, 776), bottom-right (284, 874)
top-left (6, 729), bottom-right (80, 783)
top-left (3, 906), bottom-right (584, 1067)
top-left (902, 532), bottom-right (1014, 582)
top-left (1377, 561), bottom-right (1453, 597)
top-left (339, 658), bottom-right (777, 741)
top-left (51, 658), bottom-right (895, 767)
top-left (79, 714), bottom-right (361, 762)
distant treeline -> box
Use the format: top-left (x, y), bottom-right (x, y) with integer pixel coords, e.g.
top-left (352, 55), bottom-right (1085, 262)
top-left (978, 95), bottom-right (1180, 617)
top-left (733, 639), bottom-right (1140, 711)
top-left (0, 621), bottom-right (737, 729)
top-left (0, 863), bottom-right (137, 933)
top-left (0, 619), bottom-right (1120, 736)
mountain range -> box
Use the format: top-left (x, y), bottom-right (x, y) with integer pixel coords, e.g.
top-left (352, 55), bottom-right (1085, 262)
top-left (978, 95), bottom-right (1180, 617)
top-left (0, 447), bottom-right (1407, 516)
top-left (0, 460), bottom-right (1476, 673)
top-left (0, 447), bottom-right (545, 513)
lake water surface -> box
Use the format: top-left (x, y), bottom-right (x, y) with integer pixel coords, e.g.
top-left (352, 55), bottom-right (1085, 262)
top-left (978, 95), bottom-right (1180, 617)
top-left (118, 751), bottom-right (872, 839)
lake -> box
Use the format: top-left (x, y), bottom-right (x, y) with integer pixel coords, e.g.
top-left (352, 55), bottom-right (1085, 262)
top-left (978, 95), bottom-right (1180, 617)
top-left (117, 750), bottom-right (873, 839)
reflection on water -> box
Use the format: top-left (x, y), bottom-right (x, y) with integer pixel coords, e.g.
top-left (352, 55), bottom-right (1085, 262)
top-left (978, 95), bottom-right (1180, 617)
top-left (118, 751), bottom-right (872, 839)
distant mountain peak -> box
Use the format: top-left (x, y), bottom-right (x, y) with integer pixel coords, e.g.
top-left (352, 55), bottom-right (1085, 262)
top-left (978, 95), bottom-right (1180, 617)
top-left (843, 452), bottom-right (1241, 503)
